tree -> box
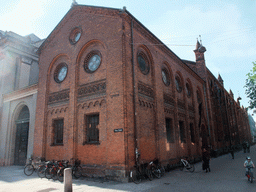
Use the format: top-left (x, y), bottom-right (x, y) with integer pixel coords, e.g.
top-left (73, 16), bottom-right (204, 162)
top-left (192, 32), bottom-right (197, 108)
top-left (245, 61), bottom-right (256, 109)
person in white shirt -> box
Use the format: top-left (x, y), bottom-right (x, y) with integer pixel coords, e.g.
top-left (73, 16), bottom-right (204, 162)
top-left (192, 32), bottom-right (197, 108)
top-left (244, 156), bottom-right (255, 176)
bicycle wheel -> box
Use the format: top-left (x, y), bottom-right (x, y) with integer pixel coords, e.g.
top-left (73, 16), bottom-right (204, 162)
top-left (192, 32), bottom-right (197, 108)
top-left (51, 167), bottom-right (58, 180)
top-left (151, 167), bottom-right (161, 179)
top-left (24, 164), bottom-right (34, 176)
top-left (37, 165), bottom-right (46, 178)
top-left (73, 166), bottom-right (82, 179)
top-left (57, 168), bottom-right (64, 182)
top-left (130, 170), bottom-right (141, 184)
top-left (146, 168), bottom-right (153, 181)
top-left (188, 164), bottom-right (195, 172)
top-left (160, 166), bottom-right (165, 176)
top-left (45, 167), bottom-right (52, 179)
top-left (250, 172), bottom-right (253, 183)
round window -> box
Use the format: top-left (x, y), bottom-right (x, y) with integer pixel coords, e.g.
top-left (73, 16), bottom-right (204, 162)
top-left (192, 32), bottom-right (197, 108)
top-left (162, 68), bottom-right (170, 86)
top-left (84, 51), bottom-right (102, 73)
top-left (137, 53), bottom-right (150, 75)
top-left (54, 63), bottom-right (68, 83)
top-left (175, 76), bottom-right (182, 92)
top-left (186, 83), bottom-right (191, 97)
top-left (69, 27), bottom-right (82, 44)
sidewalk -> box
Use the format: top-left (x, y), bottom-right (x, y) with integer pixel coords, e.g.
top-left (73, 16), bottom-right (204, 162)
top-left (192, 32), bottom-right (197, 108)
top-left (0, 145), bottom-right (255, 192)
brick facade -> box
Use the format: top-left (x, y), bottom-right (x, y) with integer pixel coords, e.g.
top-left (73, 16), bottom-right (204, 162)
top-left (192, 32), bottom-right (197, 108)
top-left (33, 5), bottom-right (251, 181)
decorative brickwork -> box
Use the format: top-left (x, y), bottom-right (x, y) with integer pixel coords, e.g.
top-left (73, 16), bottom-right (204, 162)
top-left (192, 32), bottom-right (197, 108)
top-left (48, 89), bottom-right (70, 105)
top-left (138, 82), bottom-right (154, 99)
top-left (138, 99), bottom-right (154, 108)
top-left (164, 108), bottom-right (174, 114)
top-left (177, 99), bottom-right (185, 109)
top-left (78, 80), bottom-right (106, 98)
top-left (163, 93), bottom-right (175, 106)
top-left (48, 106), bottom-right (69, 115)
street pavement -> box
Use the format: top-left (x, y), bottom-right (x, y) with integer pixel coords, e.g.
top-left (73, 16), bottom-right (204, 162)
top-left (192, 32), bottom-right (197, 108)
top-left (0, 145), bottom-right (256, 192)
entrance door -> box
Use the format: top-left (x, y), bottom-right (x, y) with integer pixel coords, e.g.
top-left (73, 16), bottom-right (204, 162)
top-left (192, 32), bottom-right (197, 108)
top-left (14, 122), bottom-right (29, 165)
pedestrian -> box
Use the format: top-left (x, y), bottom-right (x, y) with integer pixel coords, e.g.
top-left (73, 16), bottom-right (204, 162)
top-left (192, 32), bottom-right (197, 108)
top-left (242, 141), bottom-right (247, 153)
top-left (246, 142), bottom-right (251, 153)
top-left (202, 148), bottom-right (211, 173)
top-left (229, 145), bottom-right (234, 159)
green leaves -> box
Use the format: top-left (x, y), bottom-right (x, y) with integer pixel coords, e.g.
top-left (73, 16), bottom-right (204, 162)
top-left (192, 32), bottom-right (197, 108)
top-left (245, 62), bottom-right (256, 109)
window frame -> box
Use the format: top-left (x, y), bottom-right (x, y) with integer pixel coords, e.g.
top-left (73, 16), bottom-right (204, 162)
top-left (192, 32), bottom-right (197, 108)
top-left (189, 123), bottom-right (195, 143)
top-left (84, 50), bottom-right (102, 73)
top-left (162, 67), bottom-right (170, 86)
top-left (175, 75), bottom-right (182, 93)
top-left (54, 63), bottom-right (68, 83)
top-left (52, 118), bottom-right (64, 146)
top-left (137, 52), bottom-right (150, 75)
top-left (84, 114), bottom-right (100, 144)
top-left (179, 120), bottom-right (186, 143)
top-left (185, 83), bottom-right (191, 98)
top-left (166, 118), bottom-right (174, 143)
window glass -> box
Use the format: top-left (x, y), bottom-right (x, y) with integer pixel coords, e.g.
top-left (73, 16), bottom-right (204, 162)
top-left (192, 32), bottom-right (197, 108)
top-left (86, 114), bottom-right (99, 143)
top-left (84, 51), bottom-right (102, 73)
top-left (137, 53), bottom-right (150, 75)
top-left (166, 118), bottom-right (174, 143)
top-left (175, 76), bottom-right (182, 92)
top-left (162, 68), bottom-right (170, 86)
top-left (53, 119), bottom-right (64, 145)
top-left (190, 123), bottom-right (195, 143)
top-left (179, 121), bottom-right (186, 143)
top-left (186, 83), bottom-right (191, 97)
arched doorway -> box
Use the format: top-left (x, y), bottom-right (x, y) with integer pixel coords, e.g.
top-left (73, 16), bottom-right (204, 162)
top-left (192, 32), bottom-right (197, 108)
top-left (14, 106), bottom-right (30, 165)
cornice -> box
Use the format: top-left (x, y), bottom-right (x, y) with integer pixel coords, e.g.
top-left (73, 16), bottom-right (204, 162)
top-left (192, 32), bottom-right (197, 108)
top-left (3, 84), bottom-right (38, 103)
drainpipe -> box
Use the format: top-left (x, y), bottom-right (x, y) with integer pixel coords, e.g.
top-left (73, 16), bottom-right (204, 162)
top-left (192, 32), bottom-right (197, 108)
top-left (131, 19), bottom-right (139, 165)
top-left (203, 83), bottom-right (211, 148)
top-left (224, 92), bottom-right (232, 147)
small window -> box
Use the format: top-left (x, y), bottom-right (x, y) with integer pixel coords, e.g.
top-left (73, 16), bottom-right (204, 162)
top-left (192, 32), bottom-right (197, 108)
top-left (175, 76), bottom-right (182, 92)
top-left (166, 118), bottom-right (174, 143)
top-left (53, 119), bottom-right (64, 145)
top-left (137, 52), bottom-right (150, 75)
top-left (162, 68), bottom-right (170, 86)
top-left (190, 123), bottom-right (195, 143)
top-left (86, 114), bottom-right (99, 143)
top-left (84, 51), bottom-right (102, 73)
top-left (69, 27), bottom-right (82, 44)
top-left (179, 121), bottom-right (186, 143)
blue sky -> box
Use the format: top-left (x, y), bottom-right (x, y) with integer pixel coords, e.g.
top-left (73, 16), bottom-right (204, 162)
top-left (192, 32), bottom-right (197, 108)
top-left (1, 0), bottom-right (256, 115)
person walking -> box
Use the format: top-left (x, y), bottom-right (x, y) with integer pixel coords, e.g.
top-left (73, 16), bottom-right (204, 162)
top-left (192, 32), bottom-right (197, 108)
top-left (202, 148), bottom-right (211, 173)
top-left (229, 145), bottom-right (234, 159)
top-left (242, 141), bottom-right (247, 153)
top-left (247, 142), bottom-right (251, 153)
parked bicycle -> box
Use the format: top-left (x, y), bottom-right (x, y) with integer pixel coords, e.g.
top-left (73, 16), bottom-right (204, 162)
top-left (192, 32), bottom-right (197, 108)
top-left (130, 149), bottom-right (153, 184)
top-left (57, 160), bottom-right (70, 182)
top-left (44, 160), bottom-right (55, 179)
top-left (179, 157), bottom-right (195, 172)
top-left (70, 158), bottom-right (83, 179)
top-left (24, 157), bottom-right (45, 176)
top-left (149, 159), bottom-right (165, 179)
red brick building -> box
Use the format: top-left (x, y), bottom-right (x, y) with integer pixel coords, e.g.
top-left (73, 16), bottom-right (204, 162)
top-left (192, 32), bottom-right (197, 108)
top-left (33, 4), bottom-right (251, 180)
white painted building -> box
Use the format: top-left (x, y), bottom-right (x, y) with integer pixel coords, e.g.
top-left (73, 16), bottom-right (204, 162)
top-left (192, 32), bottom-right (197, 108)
top-left (0, 30), bottom-right (43, 165)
